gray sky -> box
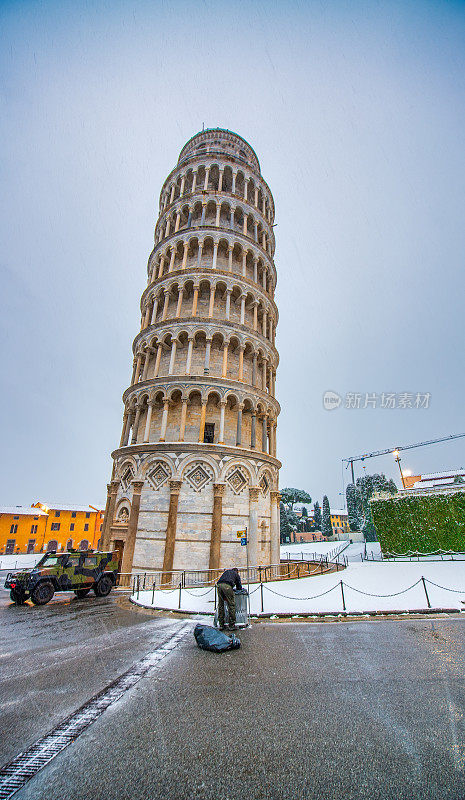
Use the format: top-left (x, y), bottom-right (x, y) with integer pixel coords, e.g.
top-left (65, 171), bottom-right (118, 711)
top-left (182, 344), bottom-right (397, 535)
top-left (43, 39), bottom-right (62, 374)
top-left (1, 0), bottom-right (464, 509)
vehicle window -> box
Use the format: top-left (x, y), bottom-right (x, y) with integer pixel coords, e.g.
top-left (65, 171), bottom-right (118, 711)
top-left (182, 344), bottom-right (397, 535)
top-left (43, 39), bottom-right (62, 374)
top-left (83, 556), bottom-right (98, 567)
top-left (66, 556), bottom-right (81, 567)
top-left (41, 556), bottom-right (61, 566)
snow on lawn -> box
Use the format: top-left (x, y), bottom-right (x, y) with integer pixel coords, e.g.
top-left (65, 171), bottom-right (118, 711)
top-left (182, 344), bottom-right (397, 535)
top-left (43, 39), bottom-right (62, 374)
top-left (132, 561), bottom-right (465, 615)
top-left (280, 542), bottom-right (347, 560)
top-left (0, 554), bottom-right (41, 571)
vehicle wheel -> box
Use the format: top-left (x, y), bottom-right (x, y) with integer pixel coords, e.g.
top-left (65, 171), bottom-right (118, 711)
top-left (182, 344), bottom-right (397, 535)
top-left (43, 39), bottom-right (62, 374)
top-left (30, 581), bottom-right (55, 605)
top-left (10, 589), bottom-right (27, 605)
top-left (93, 575), bottom-right (113, 597)
top-left (74, 588), bottom-right (91, 598)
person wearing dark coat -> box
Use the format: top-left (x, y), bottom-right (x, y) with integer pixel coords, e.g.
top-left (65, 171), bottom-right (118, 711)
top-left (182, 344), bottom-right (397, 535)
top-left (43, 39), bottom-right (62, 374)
top-left (216, 567), bottom-right (243, 630)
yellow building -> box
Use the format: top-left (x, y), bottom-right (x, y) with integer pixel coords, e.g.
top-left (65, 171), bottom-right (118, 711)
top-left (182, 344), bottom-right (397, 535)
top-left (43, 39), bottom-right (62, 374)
top-left (330, 510), bottom-right (350, 536)
top-left (294, 505), bottom-right (350, 536)
top-left (0, 503), bottom-right (104, 556)
top-left (0, 507), bottom-right (48, 555)
top-left (32, 503), bottom-right (104, 553)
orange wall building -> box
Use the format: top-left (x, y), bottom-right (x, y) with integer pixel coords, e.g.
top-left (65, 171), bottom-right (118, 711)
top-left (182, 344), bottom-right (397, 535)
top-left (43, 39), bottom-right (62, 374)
top-left (0, 507), bottom-right (48, 555)
top-left (0, 503), bottom-right (104, 556)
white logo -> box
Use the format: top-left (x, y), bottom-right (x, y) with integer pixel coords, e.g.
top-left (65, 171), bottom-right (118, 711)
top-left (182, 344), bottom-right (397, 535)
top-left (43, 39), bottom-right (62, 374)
top-left (323, 391), bottom-right (342, 411)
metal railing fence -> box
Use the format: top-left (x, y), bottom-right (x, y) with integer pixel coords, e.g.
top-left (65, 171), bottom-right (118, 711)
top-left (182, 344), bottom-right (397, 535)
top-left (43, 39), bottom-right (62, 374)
top-left (125, 556), bottom-right (347, 596)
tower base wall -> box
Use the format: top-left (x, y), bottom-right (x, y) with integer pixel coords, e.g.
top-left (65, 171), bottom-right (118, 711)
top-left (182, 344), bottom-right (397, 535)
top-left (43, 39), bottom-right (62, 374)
top-left (107, 443), bottom-right (280, 573)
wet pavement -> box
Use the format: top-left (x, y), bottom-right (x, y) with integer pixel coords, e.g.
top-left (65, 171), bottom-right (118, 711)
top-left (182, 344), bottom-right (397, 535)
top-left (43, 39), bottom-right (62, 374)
top-left (2, 576), bottom-right (465, 799)
top-left (0, 575), bottom-right (182, 766)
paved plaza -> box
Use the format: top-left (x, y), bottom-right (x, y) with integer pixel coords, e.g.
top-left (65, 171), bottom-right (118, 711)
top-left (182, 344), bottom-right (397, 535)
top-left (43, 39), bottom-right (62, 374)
top-left (1, 581), bottom-right (465, 799)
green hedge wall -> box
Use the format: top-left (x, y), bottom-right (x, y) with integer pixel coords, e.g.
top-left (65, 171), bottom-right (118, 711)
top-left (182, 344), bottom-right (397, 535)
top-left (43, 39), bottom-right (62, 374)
top-left (370, 491), bottom-right (465, 553)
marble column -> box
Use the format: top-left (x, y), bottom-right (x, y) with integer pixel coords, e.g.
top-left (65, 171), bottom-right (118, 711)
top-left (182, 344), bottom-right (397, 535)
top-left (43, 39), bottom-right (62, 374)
top-left (198, 401), bottom-right (207, 443)
top-left (218, 401), bottom-right (226, 444)
top-left (123, 411), bottom-right (134, 446)
top-left (251, 412), bottom-right (257, 449)
top-left (204, 338), bottom-right (212, 375)
top-left (209, 483), bottom-right (225, 570)
top-left (162, 290), bottom-right (170, 321)
top-left (212, 242), bottom-right (219, 269)
top-left (161, 480), bottom-right (182, 584)
top-left (185, 336), bottom-right (194, 374)
top-left (236, 404), bottom-right (243, 446)
top-left (191, 285), bottom-right (199, 316)
top-left (120, 480), bottom-right (144, 575)
top-left (178, 398), bottom-right (188, 441)
top-left (168, 340), bottom-right (177, 375)
top-left (143, 402), bottom-right (153, 443)
top-left (248, 487), bottom-right (260, 567)
top-left (131, 405), bottom-right (142, 444)
top-left (262, 415), bottom-right (268, 453)
top-left (142, 350), bottom-right (151, 381)
top-left (182, 241), bottom-right (189, 268)
top-left (225, 290), bottom-right (231, 319)
top-left (151, 297), bottom-right (159, 325)
top-left (222, 342), bottom-right (229, 378)
top-left (153, 344), bottom-right (163, 378)
top-left (175, 287), bottom-right (184, 317)
top-left (159, 400), bottom-right (169, 441)
top-left (208, 286), bottom-right (215, 317)
top-left (120, 412), bottom-right (129, 447)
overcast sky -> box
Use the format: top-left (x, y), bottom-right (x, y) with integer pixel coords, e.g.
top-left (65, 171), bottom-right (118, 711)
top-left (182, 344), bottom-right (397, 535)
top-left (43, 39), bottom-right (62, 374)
top-left (1, 0), bottom-right (464, 510)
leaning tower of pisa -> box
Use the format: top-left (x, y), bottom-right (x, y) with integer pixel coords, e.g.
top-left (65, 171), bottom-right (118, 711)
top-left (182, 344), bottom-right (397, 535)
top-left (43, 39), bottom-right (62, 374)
top-left (101, 129), bottom-right (281, 576)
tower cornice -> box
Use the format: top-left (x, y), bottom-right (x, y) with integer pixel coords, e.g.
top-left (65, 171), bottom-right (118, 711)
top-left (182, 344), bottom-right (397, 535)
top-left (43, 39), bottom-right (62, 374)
top-left (122, 374), bottom-right (281, 414)
top-left (132, 318), bottom-right (279, 363)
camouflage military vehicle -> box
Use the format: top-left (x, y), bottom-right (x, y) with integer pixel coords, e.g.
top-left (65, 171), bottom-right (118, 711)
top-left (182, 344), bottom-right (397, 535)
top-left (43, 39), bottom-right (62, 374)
top-left (5, 550), bottom-right (119, 605)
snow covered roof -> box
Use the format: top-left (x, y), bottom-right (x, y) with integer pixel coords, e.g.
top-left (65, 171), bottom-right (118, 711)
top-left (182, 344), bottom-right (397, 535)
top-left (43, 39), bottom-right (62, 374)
top-left (416, 468), bottom-right (465, 481)
top-left (330, 509), bottom-right (348, 516)
top-left (33, 502), bottom-right (104, 513)
top-left (0, 506), bottom-right (48, 516)
top-left (410, 469), bottom-right (465, 490)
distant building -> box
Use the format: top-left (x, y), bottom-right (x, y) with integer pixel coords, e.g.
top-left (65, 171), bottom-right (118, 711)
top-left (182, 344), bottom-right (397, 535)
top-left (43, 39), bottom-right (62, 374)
top-left (0, 507), bottom-right (48, 555)
top-left (403, 469), bottom-right (465, 492)
top-left (330, 509), bottom-right (350, 536)
top-left (293, 505), bottom-right (350, 537)
top-left (0, 503), bottom-right (104, 556)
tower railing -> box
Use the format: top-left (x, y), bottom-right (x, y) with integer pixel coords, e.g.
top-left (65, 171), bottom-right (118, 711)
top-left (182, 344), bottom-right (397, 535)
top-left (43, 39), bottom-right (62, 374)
top-left (116, 556), bottom-right (347, 592)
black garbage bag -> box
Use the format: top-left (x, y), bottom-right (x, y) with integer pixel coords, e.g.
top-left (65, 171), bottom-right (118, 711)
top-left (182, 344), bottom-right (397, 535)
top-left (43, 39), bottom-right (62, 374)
top-left (194, 623), bottom-right (241, 653)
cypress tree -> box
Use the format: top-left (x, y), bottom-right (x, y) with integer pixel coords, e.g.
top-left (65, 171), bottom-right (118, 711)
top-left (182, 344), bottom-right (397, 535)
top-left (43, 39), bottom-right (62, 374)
top-left (313, 501), bottom-right (322, 531)
top-left (321, 495), bottom-right (332, 538)
top-left (346, 483), bottom-right (363, 531)
top-left (280, 501), bottom-right (291, 543)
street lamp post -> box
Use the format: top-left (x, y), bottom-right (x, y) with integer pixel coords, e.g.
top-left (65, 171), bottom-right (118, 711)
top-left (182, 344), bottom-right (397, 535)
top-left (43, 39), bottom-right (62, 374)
top-left (392, 450), bottom-right (406, 489)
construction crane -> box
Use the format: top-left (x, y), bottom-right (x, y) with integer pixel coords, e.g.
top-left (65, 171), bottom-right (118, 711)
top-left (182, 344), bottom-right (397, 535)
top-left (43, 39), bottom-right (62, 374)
top-left (343, 432), bottom-right (465, 486)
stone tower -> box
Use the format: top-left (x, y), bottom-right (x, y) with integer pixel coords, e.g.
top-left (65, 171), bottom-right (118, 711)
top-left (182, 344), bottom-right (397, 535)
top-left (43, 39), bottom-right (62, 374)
top-left (101, 128), bottom-right (281, 577)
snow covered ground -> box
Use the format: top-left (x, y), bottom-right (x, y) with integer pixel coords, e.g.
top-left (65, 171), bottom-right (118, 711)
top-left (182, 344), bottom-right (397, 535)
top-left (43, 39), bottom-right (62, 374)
top-left (280, 542), bottom-right (348, 560)
top-left (0, 554), bottom-right (41, 571)
top-left (132, 560), bottom-right (465, 615)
